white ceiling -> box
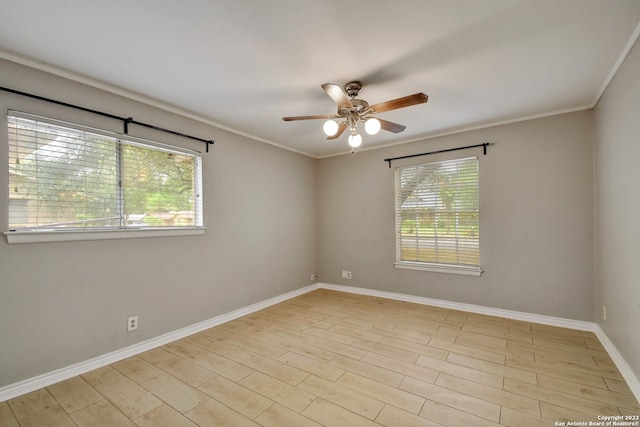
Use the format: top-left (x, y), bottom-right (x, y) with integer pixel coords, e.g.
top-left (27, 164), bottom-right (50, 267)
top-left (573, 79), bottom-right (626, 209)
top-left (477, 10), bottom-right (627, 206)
top-left (1, 1), bottom-right (640, 158)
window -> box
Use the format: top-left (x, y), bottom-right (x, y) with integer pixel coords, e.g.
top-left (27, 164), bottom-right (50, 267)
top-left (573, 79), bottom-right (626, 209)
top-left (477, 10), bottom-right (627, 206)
top-left (6, 111), bottom-right (204, 243)
top-left (395, 157), bottom-right (481, 276)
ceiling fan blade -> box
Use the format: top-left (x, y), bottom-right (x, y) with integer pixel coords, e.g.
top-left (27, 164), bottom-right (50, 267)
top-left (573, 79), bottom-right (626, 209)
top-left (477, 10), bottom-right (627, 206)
top-left (326, 122), bottom-right (348, 140)
top-left (321, 83), bottom-right (353, 109)
top-left (378, 118), bottom-right (406, 133)
top-left (369, 93), bottom-right (428, 113)
top-left (282, 114), bottom-right (340, 121)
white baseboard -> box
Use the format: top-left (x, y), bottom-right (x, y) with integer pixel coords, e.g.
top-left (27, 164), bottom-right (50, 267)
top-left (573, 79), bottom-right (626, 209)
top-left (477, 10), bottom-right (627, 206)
top-left (318, 282), bottom-right (640, 403)
top-left (2, 282), bottom-right (638, 407)
top-left (594, 324), bottom-right (640, 401)
top-left (318, 283), bottom-right (596, 331)
top-left (0, 284), bottom-right (319, 402)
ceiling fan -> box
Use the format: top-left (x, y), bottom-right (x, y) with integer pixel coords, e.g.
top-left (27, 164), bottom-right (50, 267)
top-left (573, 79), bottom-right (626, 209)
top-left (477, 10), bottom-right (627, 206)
top-left (283, 81), bottom-right (428, 150)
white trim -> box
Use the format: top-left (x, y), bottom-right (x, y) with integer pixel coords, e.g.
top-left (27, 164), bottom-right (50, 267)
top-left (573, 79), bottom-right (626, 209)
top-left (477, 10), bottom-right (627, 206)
top-left (4, 227), bottom-right (206, 244)
top-left (317, 105), bottom-right (592, 159)
top-left (0, 49), bottom-right (317, 159)
top-left (4, 17), bottom-right (640, 161)
top-left (2, 282), bottom-right (638, 406)
top-left (0, 284), bottom-right (319, 402)
top-left (593, 324), bottom-right (640, 402)
top-left (592, 20), bottom-right (640, 107)
top-left (316, 19), bottom-right (640, 161)
top-left (318, 283), bottom-right (640, 403)
top-left (395, 262), bottom-right (482, 276)
top-left (319, 283), bottom-right (594, 331)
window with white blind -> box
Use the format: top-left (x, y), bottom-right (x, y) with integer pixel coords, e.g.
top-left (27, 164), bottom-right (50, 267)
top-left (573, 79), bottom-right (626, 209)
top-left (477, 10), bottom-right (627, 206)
top-left (6, 111), bottom-right (204, 243)
top-left (395, 157), bottom-right (481, 276)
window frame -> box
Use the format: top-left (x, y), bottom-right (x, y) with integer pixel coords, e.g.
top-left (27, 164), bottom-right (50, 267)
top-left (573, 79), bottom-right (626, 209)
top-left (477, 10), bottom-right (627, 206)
top-left (394, 156), bottom-right (482, 276)
top-left (5, 111), bottom-right (205, 244)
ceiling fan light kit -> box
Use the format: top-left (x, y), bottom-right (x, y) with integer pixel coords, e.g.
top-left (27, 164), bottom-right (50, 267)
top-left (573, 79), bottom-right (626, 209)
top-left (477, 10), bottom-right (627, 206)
top-left (348, 132), bottom-right (362, 148)
top-left (364, 117), bottom-right (381, 135)
top-left (283, 81), bottom-right (428, 152)
top-left (322, 119), bottom-right (339, 136)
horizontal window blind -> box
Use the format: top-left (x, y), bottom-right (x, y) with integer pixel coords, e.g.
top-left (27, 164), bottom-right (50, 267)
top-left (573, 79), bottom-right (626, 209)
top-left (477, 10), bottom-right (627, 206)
top-left (8, 112), bottom-right (203, 231)
top-left (395, 157), bottom-right (479, 269)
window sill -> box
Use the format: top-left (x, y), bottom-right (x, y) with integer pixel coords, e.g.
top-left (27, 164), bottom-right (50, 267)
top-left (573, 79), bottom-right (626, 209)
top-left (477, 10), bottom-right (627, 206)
top-left (395, 261), bottom-right (482, 276)
top-left (4, 227), bottom-right (206, 244)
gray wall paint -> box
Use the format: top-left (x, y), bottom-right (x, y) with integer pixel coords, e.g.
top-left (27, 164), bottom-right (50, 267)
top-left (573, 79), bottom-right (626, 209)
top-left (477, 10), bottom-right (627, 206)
top-left (318, 111), bottom-right (595, 321)
top-left (5, 44), bottom-right (640, 390)
top-left (0, 60), bottom-right (318, 387)
top-left (594, 38), bottom-right (640, 378)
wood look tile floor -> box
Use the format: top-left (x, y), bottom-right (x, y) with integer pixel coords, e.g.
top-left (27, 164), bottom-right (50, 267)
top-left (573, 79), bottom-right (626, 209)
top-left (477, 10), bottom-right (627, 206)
top-left (2, 289), bottom-right (639, 426)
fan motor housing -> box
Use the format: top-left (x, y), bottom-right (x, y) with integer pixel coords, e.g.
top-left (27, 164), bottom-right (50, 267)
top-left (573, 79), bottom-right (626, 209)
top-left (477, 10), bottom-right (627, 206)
top-left (350, 98), bottom-right (369, 112)
top-left (338, 98), bottom-right (369, 117)
top-left (345, 81), bottom-right (363, 97)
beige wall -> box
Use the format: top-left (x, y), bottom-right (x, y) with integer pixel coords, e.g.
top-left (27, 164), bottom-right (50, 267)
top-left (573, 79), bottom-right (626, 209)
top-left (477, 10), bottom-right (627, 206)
top-left (0, 59), bottom-right (318, 387)
top-left (318, 111), bottom-right (595, 321)
top-left (594, 37), bottom-right (640, 378)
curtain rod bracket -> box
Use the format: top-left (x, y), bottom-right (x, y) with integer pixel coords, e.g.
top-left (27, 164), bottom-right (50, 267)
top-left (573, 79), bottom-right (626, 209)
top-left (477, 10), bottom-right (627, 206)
top-left (124, 117), bottom-right (133, 134)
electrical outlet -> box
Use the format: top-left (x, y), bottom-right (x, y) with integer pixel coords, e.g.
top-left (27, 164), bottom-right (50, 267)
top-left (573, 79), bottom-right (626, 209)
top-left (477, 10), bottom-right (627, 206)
top-left (342, 270), bottom-right (352, 279)
top-left (310, 273), bottom-right (318, 281)
top-left (602, 305), bottom-right (606, 321)
top-left (127, 315), bottom-right (139, 332)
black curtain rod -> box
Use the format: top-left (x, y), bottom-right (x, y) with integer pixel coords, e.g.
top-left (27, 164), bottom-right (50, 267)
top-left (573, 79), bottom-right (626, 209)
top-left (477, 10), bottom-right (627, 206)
top-left (384, 142), bottom-right (490, 168)
top-left (0, 86), bottom-right (214, 152)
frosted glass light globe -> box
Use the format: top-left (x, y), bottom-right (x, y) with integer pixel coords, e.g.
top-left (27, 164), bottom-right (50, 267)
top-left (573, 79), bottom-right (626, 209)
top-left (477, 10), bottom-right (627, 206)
top-left (323, 120), bottom-right (339, 136)
top-left (365, 118), bottom-right (381, 135)
top-left (348, 133), bottom-right (362, 147)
